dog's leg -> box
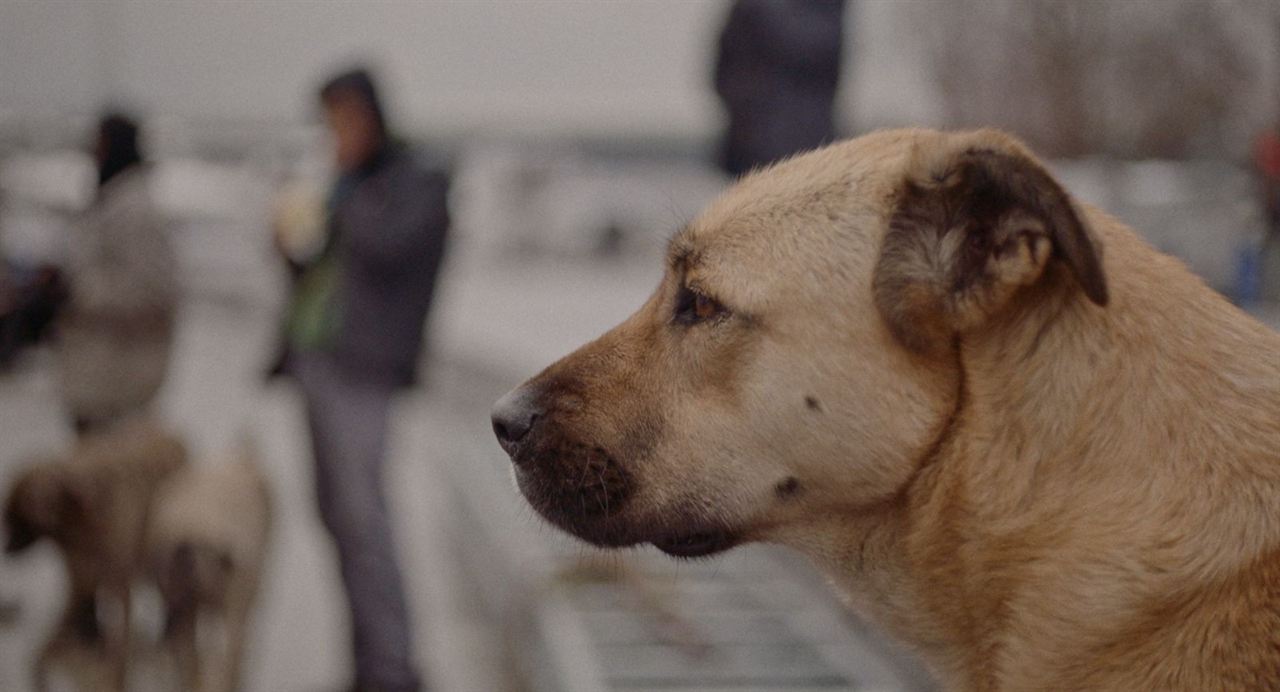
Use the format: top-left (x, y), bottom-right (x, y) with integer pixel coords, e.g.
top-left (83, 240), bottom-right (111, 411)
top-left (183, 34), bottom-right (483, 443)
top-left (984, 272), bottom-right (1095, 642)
top-left (32, 636), bottom-right (57, 692)
top-left (59, 570), bottom-right (100, 643)
top-left (120, 586), bottom-right (132, 692)
top-left (98, 584), bottom-right (129, 692)
top-left (219, 592), bottom-right (254, 692)
top-left (67, 593), bottom-right (99, 642)
top-left (165, 601), bottom-right (202, 692)
top-left (36, 579), bottom-right (92, 692)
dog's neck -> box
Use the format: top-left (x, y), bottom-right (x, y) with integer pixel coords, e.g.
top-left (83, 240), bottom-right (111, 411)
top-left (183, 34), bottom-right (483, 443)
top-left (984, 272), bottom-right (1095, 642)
top-left (958, 231), bottom-right (1280, 519)
top-left (808, 226), bottom-right (1280, 688)
top-left (952, 267), bottom-right (1109, 512)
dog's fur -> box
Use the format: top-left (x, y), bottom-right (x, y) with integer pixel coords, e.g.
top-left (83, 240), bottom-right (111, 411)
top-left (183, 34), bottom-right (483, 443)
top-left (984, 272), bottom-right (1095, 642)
top-left (3, 418), bottom-right (187, 692)
top-left (493, 129), bottom-right (1280, 690)
top-left (147, 440), bottom-right (271, 692)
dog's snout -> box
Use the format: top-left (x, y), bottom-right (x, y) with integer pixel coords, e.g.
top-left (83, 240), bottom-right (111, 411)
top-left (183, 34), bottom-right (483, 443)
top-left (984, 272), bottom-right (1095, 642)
top-left (491, 386), bottom-right (543, 453)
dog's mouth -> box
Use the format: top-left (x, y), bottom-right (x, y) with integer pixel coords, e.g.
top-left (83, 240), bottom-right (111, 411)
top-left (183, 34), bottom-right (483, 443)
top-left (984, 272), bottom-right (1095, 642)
top-left (651, 528), bottom-right (739, 559)
top-left (500, 413), bottom-right (742, 560)
top-left (510, 450), bottom-right (741, 559)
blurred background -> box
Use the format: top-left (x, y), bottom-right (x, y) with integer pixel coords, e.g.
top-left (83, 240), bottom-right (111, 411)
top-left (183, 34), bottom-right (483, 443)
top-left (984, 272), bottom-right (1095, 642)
top-left (1, 2), bottom-right (1278, 691)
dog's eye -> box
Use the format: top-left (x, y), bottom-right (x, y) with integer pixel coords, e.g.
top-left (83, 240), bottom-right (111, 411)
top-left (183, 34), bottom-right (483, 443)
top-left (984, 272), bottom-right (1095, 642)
top-left (694, 294), bottom-right (719, 320)
top-left (674, 285), bottom-right (726, 325)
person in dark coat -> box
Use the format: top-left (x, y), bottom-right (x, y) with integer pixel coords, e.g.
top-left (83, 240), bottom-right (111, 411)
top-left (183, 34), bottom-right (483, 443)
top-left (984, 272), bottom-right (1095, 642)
top-left (274, 68), bottom-right (448, 692)
top-left (714, 0), bottom-right (848, 177)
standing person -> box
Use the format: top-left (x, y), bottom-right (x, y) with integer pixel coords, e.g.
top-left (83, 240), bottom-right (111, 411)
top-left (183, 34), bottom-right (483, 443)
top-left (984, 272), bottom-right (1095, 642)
top-left (274, 68), bottom-right (449, 692)
top-left (1256, 123), bottom-right (1280, 301)
top-left (1257, 124), bottom-right (1280, 239)
top-left (58, 113), bottom-right (177, 436)
top-left (713, 0), bottom-right (848, 178)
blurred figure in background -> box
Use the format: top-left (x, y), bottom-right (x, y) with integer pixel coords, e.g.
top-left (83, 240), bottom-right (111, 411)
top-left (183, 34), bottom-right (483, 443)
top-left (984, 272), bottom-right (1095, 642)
top-left (1258, 123), bottom-right (1280, 302)
top-left (272, 67), bottom-right (449, 692)
top-left (713, 0), bottom-right (847, 178)
top-left (0, 263), bottom-right (66, 371)
top-left (58, 113), bottom-right (177, 436)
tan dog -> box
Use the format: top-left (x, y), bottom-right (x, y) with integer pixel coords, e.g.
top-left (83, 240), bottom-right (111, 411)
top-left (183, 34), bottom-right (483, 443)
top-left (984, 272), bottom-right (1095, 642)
top-left (491, 129), bottom-right (1280, 690)
top-left (147, 440), bottom-right (271, 692)
top-left (3, 418), bottom-right (187, 692)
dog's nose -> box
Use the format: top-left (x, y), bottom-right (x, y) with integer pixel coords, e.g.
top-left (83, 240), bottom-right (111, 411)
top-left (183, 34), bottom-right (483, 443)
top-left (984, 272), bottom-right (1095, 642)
top-left (491, 386), bottom-right (542, 453)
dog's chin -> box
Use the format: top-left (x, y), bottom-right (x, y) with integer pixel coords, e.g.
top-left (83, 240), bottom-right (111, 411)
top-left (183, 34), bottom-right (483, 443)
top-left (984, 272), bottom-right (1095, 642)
top-left (516, 477), bottom-right (741, 558)
top-left (562, 521), bottom-right (740, 559)
top-left (650, 528), bottom-right (739, 559)
top-left (538, 509), bottom-right (741, 559)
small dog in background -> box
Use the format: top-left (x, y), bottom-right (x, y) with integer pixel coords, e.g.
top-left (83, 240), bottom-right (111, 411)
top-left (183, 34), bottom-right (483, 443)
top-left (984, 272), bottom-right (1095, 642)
top-left (148, 437), bottom-right (272, 692)
top-left (3, 418), bottom-right (187, 692)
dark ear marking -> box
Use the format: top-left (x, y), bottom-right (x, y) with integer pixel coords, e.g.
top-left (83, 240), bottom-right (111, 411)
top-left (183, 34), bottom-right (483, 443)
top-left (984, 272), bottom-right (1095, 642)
top-left (873, 142), bottom-right (1107, 354)
top-left (957, 148), bottom-right (1108, 306)
top-left (4, 511), bottom-right (38, 554)
top-left (4, 482), bottom-right (43, 554)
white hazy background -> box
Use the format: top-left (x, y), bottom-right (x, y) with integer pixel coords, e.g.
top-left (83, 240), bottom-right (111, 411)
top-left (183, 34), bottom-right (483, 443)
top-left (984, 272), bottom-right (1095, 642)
top-left (0, 0), bottom-right (943, 140)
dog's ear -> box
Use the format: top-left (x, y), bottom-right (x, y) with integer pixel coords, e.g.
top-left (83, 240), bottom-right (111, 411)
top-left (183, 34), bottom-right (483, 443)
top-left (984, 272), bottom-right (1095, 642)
top-left (873, 135), bottom-right (1107, 354)
top-left (4, 474), bottom-right (50, 553)
top-left (3, 467), bottom-right (95, 553)
top-left (4, 500), bottom-right (39, 554)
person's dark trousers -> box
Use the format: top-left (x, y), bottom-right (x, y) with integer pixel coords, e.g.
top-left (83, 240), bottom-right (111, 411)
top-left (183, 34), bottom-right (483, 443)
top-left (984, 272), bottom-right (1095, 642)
top-left (294, 352), bottom-right (421, 692)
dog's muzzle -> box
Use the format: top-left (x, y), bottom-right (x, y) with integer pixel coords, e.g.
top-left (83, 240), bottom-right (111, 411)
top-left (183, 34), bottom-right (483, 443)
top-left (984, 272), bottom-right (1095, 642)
top-left (491, 383), bottom-right (637, 544)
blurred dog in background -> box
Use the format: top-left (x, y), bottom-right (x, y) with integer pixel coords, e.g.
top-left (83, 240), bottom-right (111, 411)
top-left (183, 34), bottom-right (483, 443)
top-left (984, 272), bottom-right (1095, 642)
top-left (4, 422), bottom-right (273, 692)
top-left (4, 419), bottom-right (187, 692)
top-left (148, 438), bottom-right (272, 692)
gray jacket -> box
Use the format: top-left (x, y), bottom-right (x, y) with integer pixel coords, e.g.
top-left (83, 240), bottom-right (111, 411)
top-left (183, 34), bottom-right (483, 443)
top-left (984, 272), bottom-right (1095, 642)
top-left (298, 151), bottom-right (450, 388)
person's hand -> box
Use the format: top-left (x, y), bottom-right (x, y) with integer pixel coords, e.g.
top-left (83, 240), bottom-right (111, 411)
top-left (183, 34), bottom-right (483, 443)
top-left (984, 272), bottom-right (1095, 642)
top-left (272, 180), bottom-right (326, 263)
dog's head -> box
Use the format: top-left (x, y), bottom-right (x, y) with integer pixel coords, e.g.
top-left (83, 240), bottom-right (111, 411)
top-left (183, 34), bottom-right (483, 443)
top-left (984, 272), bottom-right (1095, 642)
top-left (3, 460), bottom-right (94, 554)
top-left (492, 129), bottom-right (1107, 558)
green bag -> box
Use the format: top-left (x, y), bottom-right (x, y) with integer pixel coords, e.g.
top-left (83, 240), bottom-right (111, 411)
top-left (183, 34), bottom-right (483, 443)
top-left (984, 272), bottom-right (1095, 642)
top-left (286, 253), bottom-right (343, 352)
